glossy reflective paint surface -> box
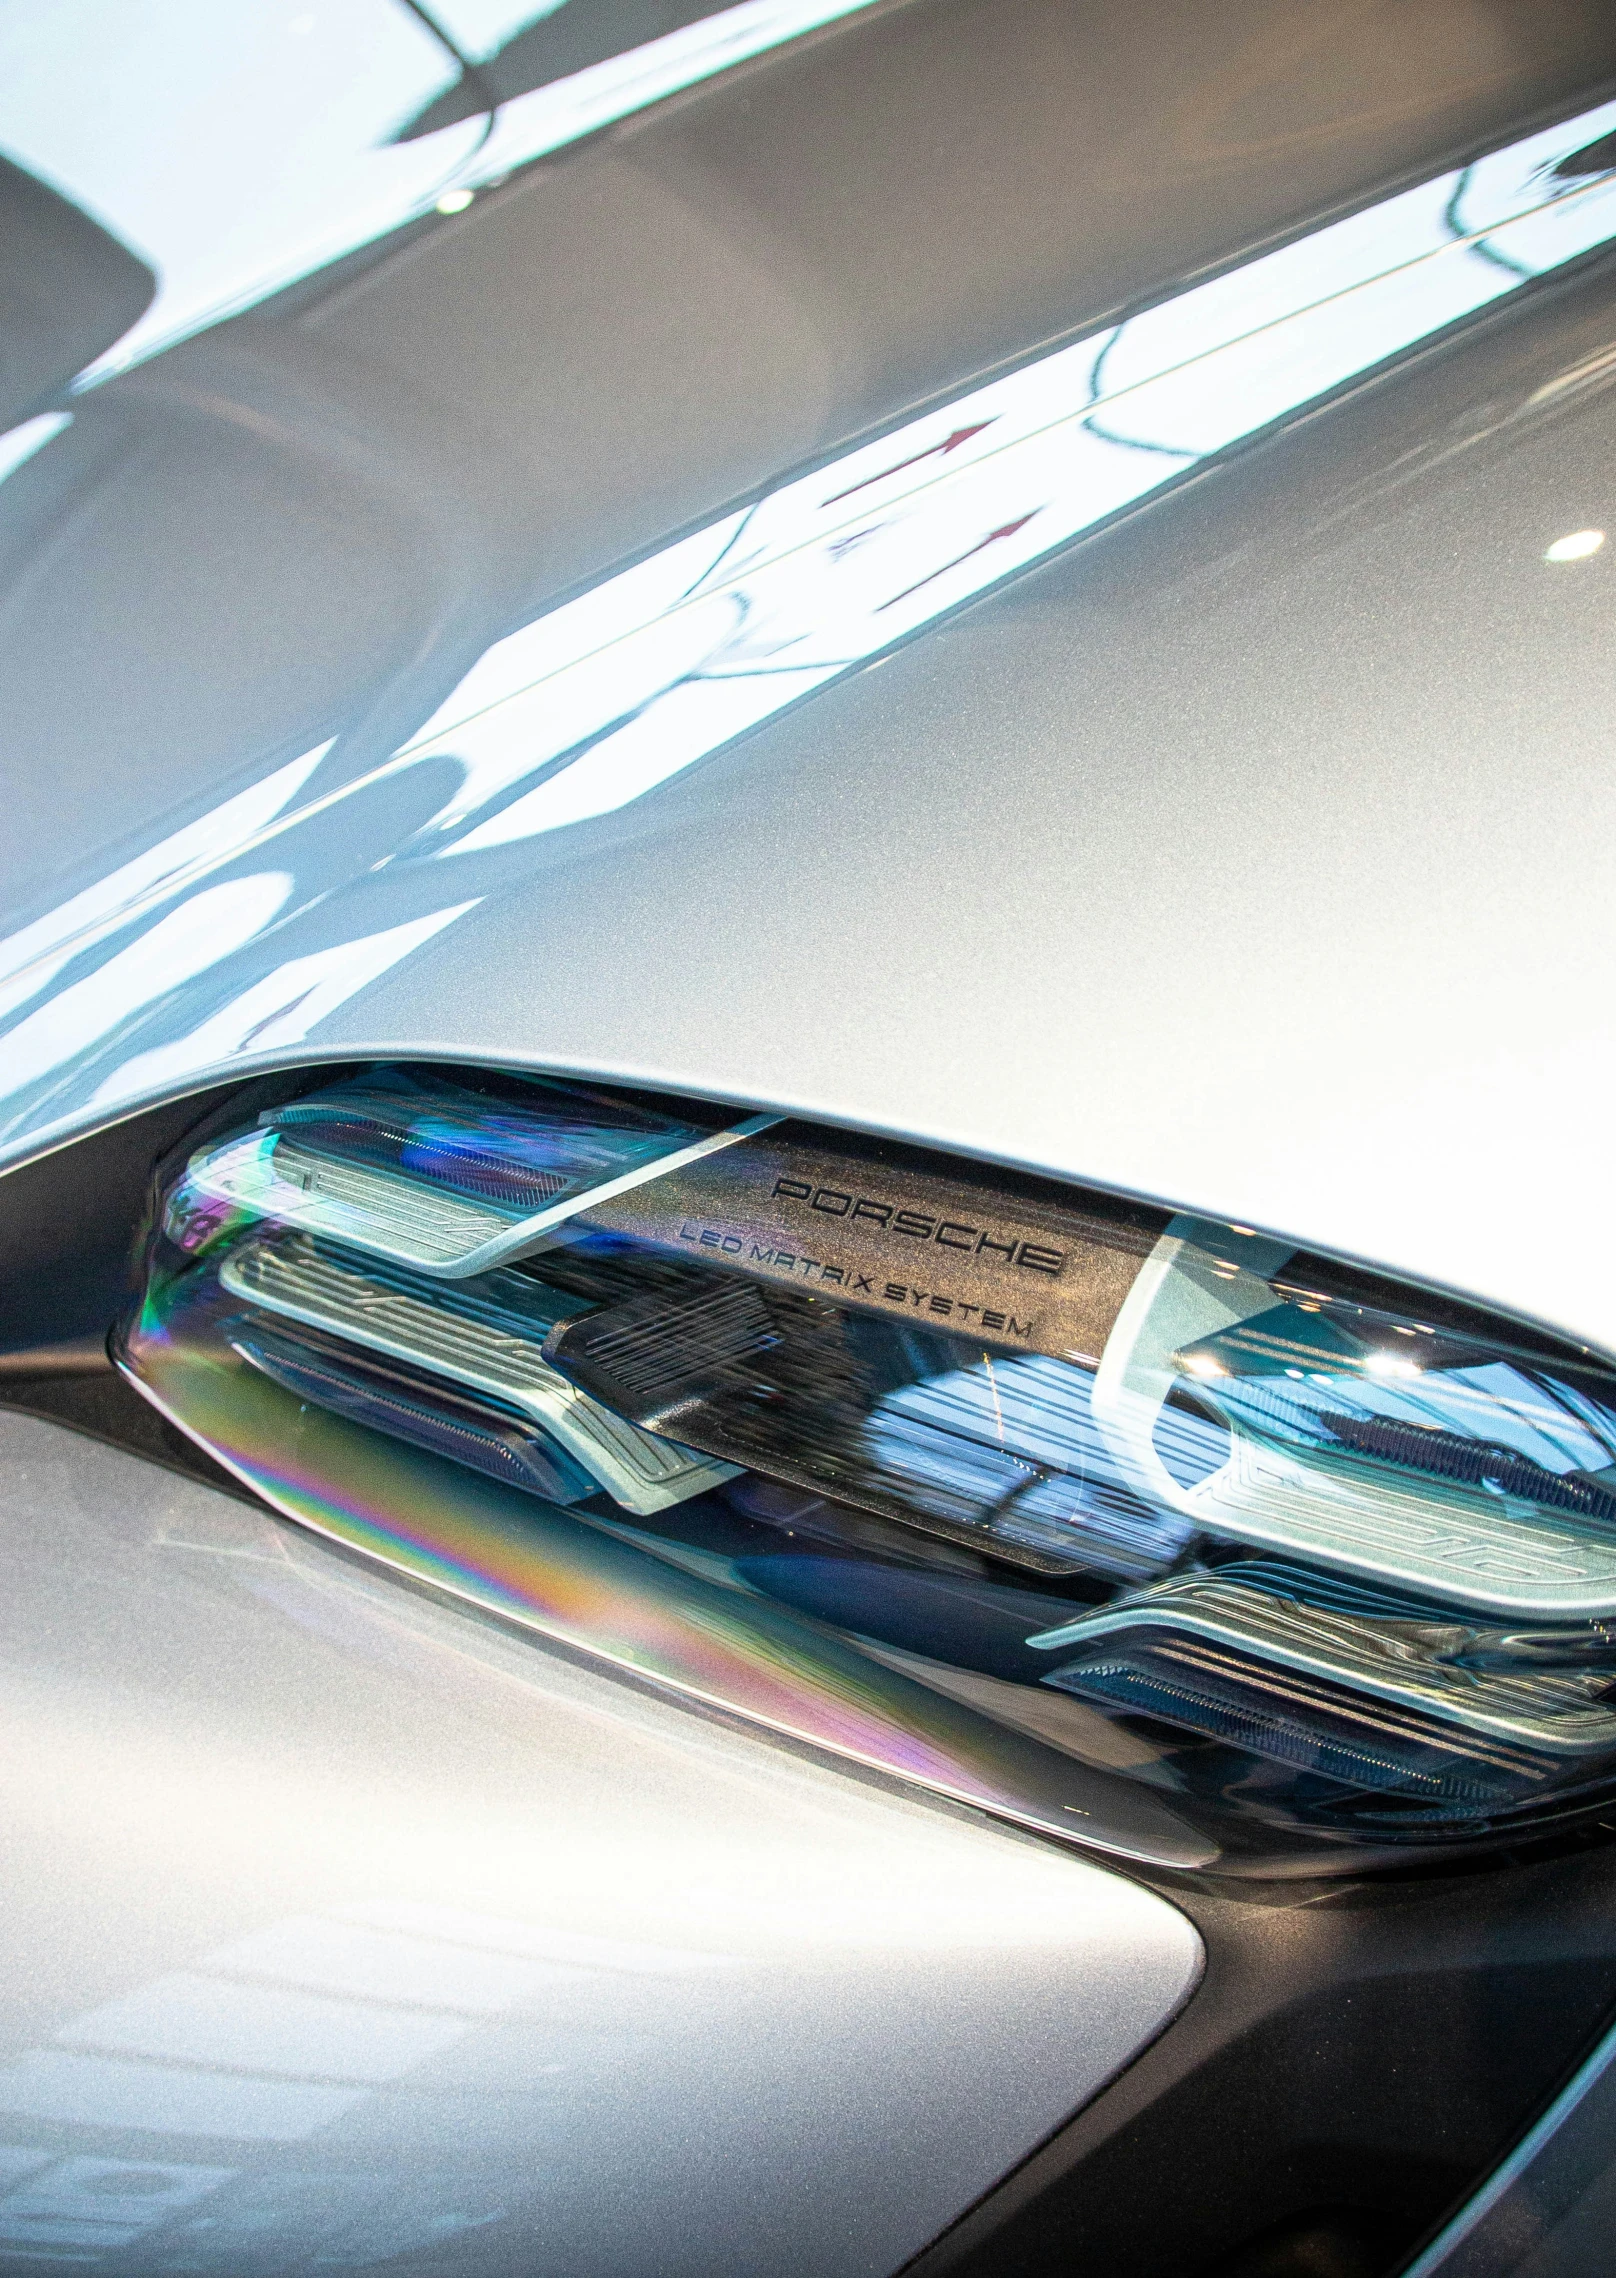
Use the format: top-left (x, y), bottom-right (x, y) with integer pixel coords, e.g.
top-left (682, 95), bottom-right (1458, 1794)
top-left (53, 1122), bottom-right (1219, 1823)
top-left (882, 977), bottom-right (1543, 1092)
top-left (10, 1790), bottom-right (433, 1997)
top-left (394, 104), bottom-right (1616, 856)
top-left (0, 0), bottom-right (882, 378)
top-left (4, 97), bottom-right (1616, 1048)
top-left (0, 1408), bottom-right (1201, 2276)
top-left (5, 22), bottom-right (1616, 1326)
top-left (6, 167), bottom-right (1616, 1360)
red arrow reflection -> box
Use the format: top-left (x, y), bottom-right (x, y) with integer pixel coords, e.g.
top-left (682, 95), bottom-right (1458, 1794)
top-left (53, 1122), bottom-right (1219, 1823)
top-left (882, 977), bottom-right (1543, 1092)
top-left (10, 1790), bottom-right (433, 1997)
top-left (821, 421), bottom-right (996, 508)
top-left (876, 512), bottom-right (1040, 613)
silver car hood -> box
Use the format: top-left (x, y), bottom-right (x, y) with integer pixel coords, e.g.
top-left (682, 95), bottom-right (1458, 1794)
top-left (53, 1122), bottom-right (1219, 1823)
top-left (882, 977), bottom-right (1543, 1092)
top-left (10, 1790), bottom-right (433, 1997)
top-left (3, 0), bottom-right (1616, 1358)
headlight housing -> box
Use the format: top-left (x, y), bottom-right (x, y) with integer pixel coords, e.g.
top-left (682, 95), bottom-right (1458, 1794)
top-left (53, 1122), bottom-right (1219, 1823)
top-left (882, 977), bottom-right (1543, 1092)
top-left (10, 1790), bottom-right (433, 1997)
top-left (116, 1062), bottom-right (1616, 1875)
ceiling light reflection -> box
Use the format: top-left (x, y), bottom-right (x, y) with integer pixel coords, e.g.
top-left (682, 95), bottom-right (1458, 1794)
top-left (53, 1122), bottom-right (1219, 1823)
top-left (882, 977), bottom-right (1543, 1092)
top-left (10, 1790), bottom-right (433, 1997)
top-left (1545, 527), bottom-right (1606, 561)
top-left (411, 95), bottom-right (1616, 857)
top-left (5, 95), bottom-right (1616, 1145)
top-left (0, 0), bottom-right (882, 382)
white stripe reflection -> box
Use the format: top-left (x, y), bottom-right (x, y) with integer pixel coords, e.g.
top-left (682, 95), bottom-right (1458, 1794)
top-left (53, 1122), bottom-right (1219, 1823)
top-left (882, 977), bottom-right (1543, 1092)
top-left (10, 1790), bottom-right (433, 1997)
top-left (3, 96), bottom-right (1615, 1134)
top-left (401, 97), bottom-right (1616, 851)
top-left (0, 0), bottom-right (881, 387)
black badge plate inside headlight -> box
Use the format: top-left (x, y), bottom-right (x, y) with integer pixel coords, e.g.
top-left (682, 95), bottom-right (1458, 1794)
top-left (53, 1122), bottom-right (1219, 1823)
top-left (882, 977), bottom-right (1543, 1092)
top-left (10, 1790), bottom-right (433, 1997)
top-left (573, 1130), bottom-right (1151, 1362)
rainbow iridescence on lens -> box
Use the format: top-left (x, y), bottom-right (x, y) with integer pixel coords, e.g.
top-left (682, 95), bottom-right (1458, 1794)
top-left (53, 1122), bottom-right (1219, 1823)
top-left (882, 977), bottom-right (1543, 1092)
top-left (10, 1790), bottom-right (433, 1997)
top-left (120, 1260), bottom-right (1214, 1871)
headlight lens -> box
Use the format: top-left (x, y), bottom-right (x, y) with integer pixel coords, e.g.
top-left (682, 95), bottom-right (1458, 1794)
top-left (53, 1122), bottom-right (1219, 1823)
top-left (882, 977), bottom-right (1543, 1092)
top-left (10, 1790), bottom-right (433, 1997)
top-left (117, 1064), bottom-right (1616, 1874)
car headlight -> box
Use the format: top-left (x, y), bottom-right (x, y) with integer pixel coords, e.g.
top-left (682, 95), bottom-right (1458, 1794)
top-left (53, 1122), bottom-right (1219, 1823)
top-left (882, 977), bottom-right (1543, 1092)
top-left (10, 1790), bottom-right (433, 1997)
top-left (115, 1061), bottom-right (1616, 1875)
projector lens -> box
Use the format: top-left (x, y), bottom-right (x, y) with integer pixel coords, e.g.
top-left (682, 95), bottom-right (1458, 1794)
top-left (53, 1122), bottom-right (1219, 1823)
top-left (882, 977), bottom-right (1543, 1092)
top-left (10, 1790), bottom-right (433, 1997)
top-left (116, 1065), bottom-right (1616, 1874)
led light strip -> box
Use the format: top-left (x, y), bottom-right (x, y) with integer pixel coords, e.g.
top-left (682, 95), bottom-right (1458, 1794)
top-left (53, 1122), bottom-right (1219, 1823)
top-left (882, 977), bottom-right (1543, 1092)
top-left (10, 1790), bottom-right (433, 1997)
top-left (1027, 1575), bottom-right (1616, 1756)
top-left (219, 1232), bottom-right (736, 1511)
top-left (185, 1109), bottom-right (780, 1276)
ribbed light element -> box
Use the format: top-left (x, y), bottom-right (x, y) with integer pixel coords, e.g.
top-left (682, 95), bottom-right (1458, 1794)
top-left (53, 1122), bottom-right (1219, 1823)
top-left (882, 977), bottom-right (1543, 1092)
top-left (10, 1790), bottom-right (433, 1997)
top-left (1090, 1236), bottom-right (1616, 1618)
top-left (220, 1232), bottom-right (735, 1513)
top-left (119, 1064), bottom-right (1616, 1873)
top-left (172, 1067), bottom-right (776, 1275)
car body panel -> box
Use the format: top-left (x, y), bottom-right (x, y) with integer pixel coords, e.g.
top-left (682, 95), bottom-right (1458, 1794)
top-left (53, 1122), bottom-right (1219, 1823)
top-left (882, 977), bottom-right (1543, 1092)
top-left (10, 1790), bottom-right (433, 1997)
top-left (5, 224), bottom-right (1616, 1360)
top-left (0, 1408), bottom-right (1203, 2275)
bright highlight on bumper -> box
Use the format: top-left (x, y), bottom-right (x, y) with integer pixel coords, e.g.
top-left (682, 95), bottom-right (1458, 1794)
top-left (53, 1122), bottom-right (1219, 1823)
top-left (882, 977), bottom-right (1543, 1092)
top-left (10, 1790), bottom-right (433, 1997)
top-left (118, 1066), bottom-right (1616, 1874)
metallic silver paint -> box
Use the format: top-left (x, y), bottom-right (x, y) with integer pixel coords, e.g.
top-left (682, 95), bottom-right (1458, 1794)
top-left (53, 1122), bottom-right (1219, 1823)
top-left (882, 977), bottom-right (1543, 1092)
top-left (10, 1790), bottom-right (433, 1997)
top-left (0, 0), bottom-right (884, 381)
top-left (7, 243), bottom-right (1616, 1359)
top-left (0, 1407), bottom-right (1203, 2277)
